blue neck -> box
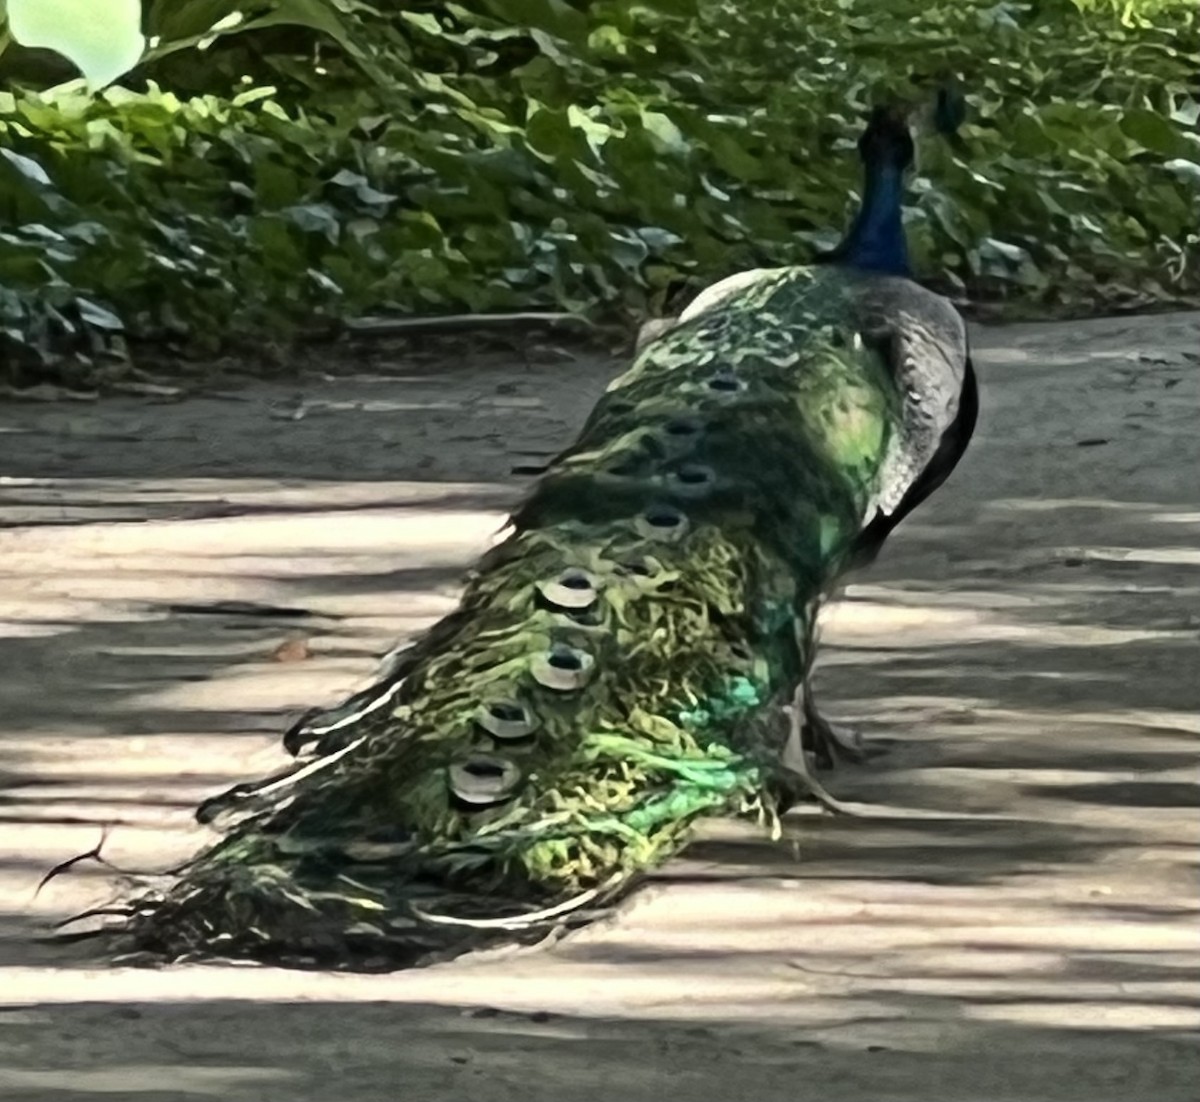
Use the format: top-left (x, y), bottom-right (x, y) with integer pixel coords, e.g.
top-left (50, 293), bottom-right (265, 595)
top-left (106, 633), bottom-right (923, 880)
top-left (833, 162), bottom-right (911, 277)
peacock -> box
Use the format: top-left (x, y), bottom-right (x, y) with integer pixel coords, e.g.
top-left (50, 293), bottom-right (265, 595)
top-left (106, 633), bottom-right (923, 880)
top-left (91, 87), bottom-right (976, 970)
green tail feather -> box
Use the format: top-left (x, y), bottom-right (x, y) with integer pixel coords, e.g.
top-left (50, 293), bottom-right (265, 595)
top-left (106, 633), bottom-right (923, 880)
top-left (109, 266), bottom-right (902, 968)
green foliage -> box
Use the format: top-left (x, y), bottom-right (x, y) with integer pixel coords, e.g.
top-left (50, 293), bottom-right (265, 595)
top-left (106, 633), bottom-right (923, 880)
top-left (0, 0), bottom-right (1197, 384)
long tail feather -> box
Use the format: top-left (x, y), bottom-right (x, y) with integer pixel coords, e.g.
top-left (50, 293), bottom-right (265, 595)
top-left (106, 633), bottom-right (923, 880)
top-left (94, 266), bottom-right (903, 969)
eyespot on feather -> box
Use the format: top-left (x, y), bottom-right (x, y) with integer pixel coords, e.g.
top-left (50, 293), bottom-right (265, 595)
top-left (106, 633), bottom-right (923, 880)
top-left (448, 753), bottom-right (522, 808)
top-left (476, 699), bottom-right (539, 742)
top-left (537, 569), bottom-right (600, 610)
top-left (530, 644), bottom-right (595, 691)
top-left (634, 504), bottom-right (691, 542)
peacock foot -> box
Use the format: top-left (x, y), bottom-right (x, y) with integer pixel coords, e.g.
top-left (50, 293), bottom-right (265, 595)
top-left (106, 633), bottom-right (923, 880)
top-left (801, 692), bottom-right (874, 768)
top-left (806, 705), bottom-right (864, 768)
top-left (776, 683), bottom-right (869, 816)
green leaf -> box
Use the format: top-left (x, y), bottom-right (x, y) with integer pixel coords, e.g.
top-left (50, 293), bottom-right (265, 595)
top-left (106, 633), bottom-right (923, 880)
top-left (0, 147), bottom-right (53, 187)
top-left (400, 12), bottom-right (443, 36)
top-left (75, 296), bottom-right (125, 330)
top-left (7, 0), bottom-right (145, 88)
top-left (1164, 159), bottom-right (1200, 185)
top-left (1121, 108), bottom-right (1190, 157)
top-left (282, 203), bottom-right (341, 243)
top-left (640, 110), bottom-right (687, 155)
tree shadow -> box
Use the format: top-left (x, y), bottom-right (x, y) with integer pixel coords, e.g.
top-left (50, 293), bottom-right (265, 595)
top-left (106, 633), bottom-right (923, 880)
top-left (2, 314), bottom-right (1199, 1098)
top-left (0, 990), bottom-right (1195, 1102)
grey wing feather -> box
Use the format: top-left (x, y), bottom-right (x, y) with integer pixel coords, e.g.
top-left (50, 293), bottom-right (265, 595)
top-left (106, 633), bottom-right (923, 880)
top-left (855, 277), bottom-right (969, 517)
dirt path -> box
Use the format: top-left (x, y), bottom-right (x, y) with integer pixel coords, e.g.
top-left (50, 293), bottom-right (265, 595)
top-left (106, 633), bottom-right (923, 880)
top-left (1, 315), bottom-right (1198, 1101)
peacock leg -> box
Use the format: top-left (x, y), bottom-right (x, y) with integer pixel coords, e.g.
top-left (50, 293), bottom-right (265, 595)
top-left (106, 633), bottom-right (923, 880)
top-left (801, 690), bottom-right (868, 765)
top-left (778, 666), bottom-right (866, 817)
top-left (792, 602), bottom-right (869, 767)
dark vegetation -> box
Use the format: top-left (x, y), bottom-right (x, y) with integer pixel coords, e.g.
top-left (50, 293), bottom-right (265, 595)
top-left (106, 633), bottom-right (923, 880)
top-left (0, 0), bottom-right (1197, 388)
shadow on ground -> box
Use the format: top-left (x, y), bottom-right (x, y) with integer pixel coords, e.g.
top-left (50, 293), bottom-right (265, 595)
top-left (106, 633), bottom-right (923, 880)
top-left (0, 313), bottom-right (1198, 1100)
top-left (1, 993), bottom-right (1196, 1102)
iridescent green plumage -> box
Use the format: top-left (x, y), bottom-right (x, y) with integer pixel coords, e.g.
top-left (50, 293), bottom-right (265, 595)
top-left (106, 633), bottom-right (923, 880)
top-left (100, 90), bottom-right (973, 969)
top-left (108, 268), bottom-right (901, 966)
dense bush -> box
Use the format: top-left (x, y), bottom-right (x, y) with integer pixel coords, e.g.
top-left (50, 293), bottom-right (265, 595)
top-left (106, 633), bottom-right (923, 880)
top-left (0, 0), bottom-right (1197, 386)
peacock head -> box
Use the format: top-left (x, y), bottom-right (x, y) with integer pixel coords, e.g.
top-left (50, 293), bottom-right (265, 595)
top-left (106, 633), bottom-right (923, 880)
top-left (857, 104), bottom-right (916, 173)
top-left (858, 79), bottom-right (967, 174)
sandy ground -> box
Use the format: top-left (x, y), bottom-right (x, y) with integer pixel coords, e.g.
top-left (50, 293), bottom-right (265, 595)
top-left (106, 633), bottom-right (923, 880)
top-left (0, 313), bottom-right (1198, 1101)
